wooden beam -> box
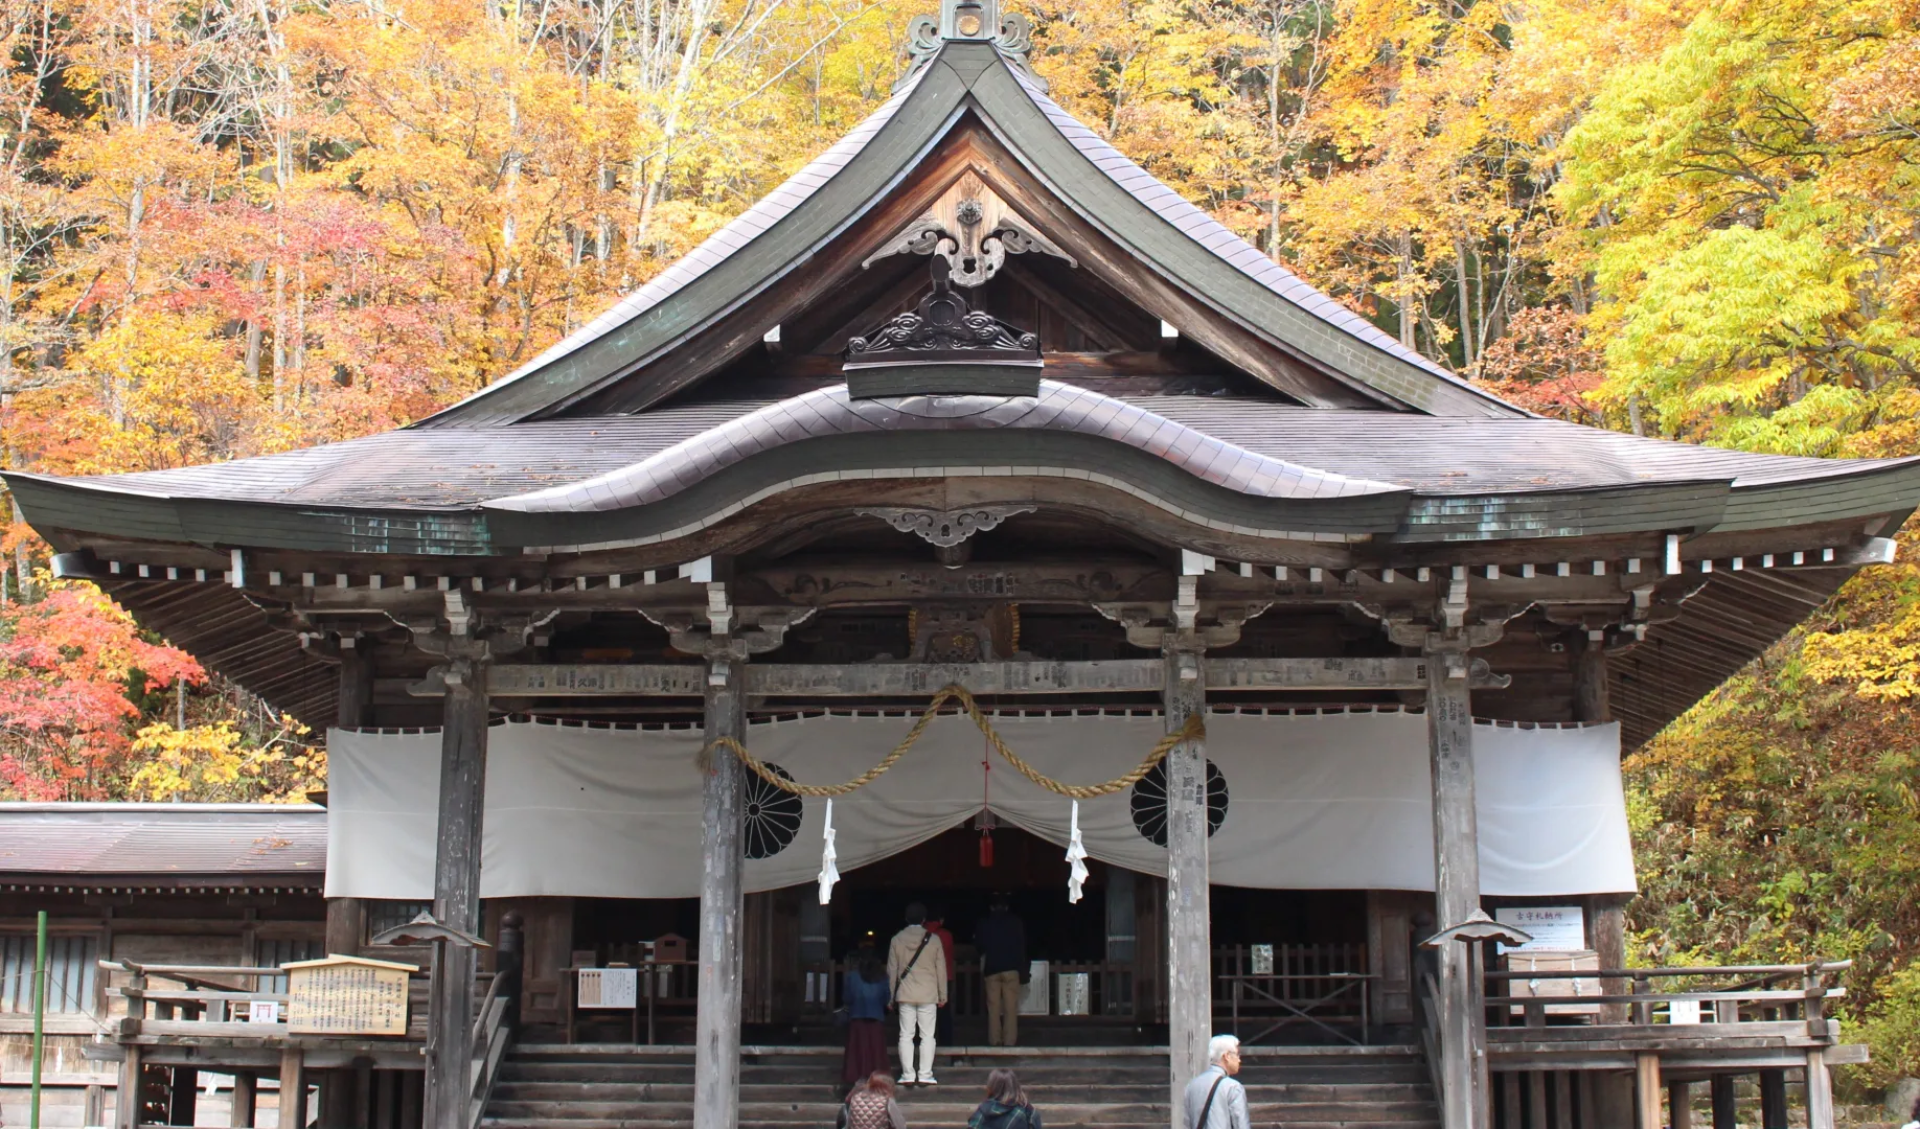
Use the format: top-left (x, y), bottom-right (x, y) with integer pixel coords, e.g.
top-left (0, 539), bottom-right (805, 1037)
top-left (481, 657), bottom-right (1508, 697)
top-left (1162, 643), bottom-right (1210, 1129)
top-left (693, 657), bottom-right (746, 1129)
top-left (425, 656), bottom-right (488, 1129)
top-left (1427, 648), bottom-right (1488, 1129)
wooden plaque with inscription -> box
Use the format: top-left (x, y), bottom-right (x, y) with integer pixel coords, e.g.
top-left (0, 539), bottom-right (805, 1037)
top-left (283, 955), bottom-right (419, 1035)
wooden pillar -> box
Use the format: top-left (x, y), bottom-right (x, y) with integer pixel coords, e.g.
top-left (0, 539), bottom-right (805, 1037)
top-left (1574, 636), bottom-right (1635, 1129)
top-left (279, 1049), bottom-right (307, 1129)
top-left (694, 655), bottom-right (746, 1129)
top-left (425, 655), bottom-right (489, 1129)
top-left (326, 899), bottom-right (366, 958)
top-left (1668, 1080), bottom-right (1692, 1129)
top-left (232, 1072), bottom-right (258, 1129)
top-left (1758, 1070), bottom-right (1788, 1129)
top-left (1709, 1074), bottom-right (1736, 1129)
top-left (1427, 646), bottom-right (1487, 1129)
top-left (170, 1067), bottom-right (200, 1126)
top-left (337, 642), bottom-right (375, 729)
top-left (1570, 633), bottom-right (1611, 726)
top-left (1163, 642), bottom-right (1210, 1126)
top-left (117, 1045), bottom-right (144, 1129)
top-left (1634, 1054), bottom-right (1661, 1129)
top-left (1804, 1050), bottom-right (1834, 1129)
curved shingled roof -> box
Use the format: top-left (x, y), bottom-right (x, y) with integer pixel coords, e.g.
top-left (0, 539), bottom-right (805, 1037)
top-left (484, 382), bottom-right (1406, 516)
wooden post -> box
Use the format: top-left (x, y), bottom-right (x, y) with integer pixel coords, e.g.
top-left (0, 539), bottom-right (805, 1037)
top-left (1634, 1054), bottom-right (1661, 1129)
top-left (1163, 642), bottom-right (1210, 1127)
top-left (694, 656), bottom-right (746, 1129)
top-left (279, 1049), bottom-right (307, 1129)
top-left (1426, 645), bottom-right (1487, 1129)
top-left (1804, 1050), bottom-right (1834, 1129)
top-left (1668, 1080), bottom-right (1692, 1129)
top-left (1709, 1074), bottom-right (1736, 1129)
top-left (232, 1072), bottom-right (258, 1129)
top-left (116, 1046), bottom-right (143, 1129)
top-left (325, 899), bottom-right (366, 958)
top-left (170, 1067), bottom-right (200, 1127)
top-left (1574, 637), bottom-right (1635, 1128)
top-left (426, 654), bottom-right (489, 1129)
top-left (337, 642), bottom-right (374, 729)
top-left (1758, 1070), bottom-right (1788, 1129)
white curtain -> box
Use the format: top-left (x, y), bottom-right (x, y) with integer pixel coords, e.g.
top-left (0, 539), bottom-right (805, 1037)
top-left (324, 711), bottom-right (1633, 899)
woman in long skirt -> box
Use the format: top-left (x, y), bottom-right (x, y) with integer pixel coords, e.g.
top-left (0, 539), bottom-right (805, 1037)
top-left (842, 951), bottom-right (892, 1084)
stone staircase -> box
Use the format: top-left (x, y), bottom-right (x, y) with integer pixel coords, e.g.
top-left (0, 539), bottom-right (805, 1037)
top-left (479, 1043), bottom-right (1441, 1129)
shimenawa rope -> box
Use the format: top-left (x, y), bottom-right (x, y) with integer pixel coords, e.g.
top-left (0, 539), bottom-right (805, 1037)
top-left (702, 683), bottom-right (1204, 799)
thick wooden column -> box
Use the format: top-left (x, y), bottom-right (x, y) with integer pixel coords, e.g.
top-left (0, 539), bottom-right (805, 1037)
top-left (1426, 647), bottom-right (1488, 1129)
top-left (1574, 634), bottom-right (1636, 1128)
top-left (695, 657), bottom-right (746, 1129)
top-left (1163, 643), bottom-right (1210, 1125)
top-left (426, 655), bottom-right (489, 1129)
top-left (337, 641), bottom-right (375, 729)
top-left (1669, 1080), bottom-right (1693, 1129)
top-left (279, 1048), bottom-right (307, 1129)
top-left (1758, 1070), bottom-right (1788, 1129)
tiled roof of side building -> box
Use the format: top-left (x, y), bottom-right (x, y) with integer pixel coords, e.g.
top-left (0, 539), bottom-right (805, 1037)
top-left (0, 803), bottom-right (327, 878)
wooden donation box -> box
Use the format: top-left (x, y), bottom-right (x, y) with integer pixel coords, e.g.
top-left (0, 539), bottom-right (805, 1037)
top-left (283, 955), bottom-right (418, 1035)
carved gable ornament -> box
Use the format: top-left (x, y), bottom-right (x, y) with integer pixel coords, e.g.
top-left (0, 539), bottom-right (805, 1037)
top-left (863, 171), bottom-right (1075, 288)
top-left (844, 258), bottom-right (1041, 371)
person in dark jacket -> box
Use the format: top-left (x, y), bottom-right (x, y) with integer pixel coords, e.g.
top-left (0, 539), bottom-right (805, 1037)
top-left (841, 950), bottom-right (891, 1084)
top-left (974, 896), bottom-right (1027, 1045)
top-left (968, 1068), bottom-right (1040, 1129)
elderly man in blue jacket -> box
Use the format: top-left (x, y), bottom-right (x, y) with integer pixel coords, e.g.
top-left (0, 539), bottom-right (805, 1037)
top-left (1181, 1035), bottom-right (1249, 1129)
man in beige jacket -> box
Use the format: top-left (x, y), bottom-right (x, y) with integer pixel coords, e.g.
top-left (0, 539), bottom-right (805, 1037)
top-left (886, 901), bottom-right (948, 1085)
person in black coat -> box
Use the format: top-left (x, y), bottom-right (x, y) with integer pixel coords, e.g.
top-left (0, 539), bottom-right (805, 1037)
top-left (968, 1069), bottom-right (1040, 1129)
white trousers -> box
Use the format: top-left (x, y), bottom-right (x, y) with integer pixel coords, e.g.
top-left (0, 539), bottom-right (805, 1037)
top-left (896, 1002), bottom-right (937, 1081)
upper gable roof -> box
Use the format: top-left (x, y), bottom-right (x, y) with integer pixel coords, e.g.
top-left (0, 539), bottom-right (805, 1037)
top-left (421, 38), bottom-right (1521, 427)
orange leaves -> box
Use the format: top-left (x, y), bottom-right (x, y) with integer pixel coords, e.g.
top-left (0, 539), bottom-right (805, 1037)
top-left (0, 579), bottom-right (204, 800)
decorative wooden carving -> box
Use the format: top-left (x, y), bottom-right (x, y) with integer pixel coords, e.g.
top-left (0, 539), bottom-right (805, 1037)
top-left (861, 170), bottom-right (1074, 287)
top-left (855, 504), bottom-right (1036, 546)
top-left (900, 0), bottom-right (1047, 91)
top-left (844, 258), bottom-right (1042, 365)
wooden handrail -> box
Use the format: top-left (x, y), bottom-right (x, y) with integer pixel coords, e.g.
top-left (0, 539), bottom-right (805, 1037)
top-left (1485, 961), bottom-right (1849, 980)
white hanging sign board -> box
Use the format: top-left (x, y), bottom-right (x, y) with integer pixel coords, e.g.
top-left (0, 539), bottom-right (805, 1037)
top-left (1495, 906), bottom-right (1587, 953)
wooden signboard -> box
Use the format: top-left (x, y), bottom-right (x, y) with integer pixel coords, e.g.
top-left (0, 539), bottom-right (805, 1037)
top-left (283, 955), bottom-right (418, 1035)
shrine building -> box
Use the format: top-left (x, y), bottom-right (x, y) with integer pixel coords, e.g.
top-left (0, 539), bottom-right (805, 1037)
top-left (8, 3), bottom-right (1916, 1129)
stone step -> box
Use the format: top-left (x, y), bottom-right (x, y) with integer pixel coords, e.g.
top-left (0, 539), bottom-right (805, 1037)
top-left (484, 1097), bottom-right (1439, 1121)
top-left (492, 1079), bottom-right (1437, 1104)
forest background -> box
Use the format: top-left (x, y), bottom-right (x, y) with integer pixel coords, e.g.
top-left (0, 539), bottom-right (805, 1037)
top-left (0, 0), bottom-right (1916, 1090)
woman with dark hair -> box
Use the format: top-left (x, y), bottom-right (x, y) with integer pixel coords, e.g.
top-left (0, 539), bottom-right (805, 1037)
top-left (841, 950), bottom-right (892, 1084)
top-left (838, 1070), bottom-right (907, 1129)
top-left (968, 1068), bottom-right (1041, 1129)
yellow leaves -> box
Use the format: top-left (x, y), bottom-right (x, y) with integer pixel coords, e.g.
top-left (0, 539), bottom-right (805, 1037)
top-left (126, 712), bottom-right (324, 803)
top-left (62, 312), bottom-right (262, 474)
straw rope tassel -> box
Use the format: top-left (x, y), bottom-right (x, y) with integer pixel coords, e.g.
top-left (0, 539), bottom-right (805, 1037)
top-left (705, 683), bottom-right (1204, 799)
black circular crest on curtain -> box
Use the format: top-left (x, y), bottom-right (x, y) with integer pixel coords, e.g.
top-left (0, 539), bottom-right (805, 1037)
top-left (1129, 759), bottom-right (1228, 847)
top-left (743, 764), bottom-right (805, 860)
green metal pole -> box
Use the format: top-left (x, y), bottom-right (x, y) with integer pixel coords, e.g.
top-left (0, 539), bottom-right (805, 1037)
top-left (30, 908), bottom-right (47, 1129)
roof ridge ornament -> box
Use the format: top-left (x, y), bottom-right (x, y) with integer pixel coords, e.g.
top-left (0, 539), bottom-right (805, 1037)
top-left (844, 258), bottom-right (1041, 368)
top-left (899, 0), bottom-right (1047, 92)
